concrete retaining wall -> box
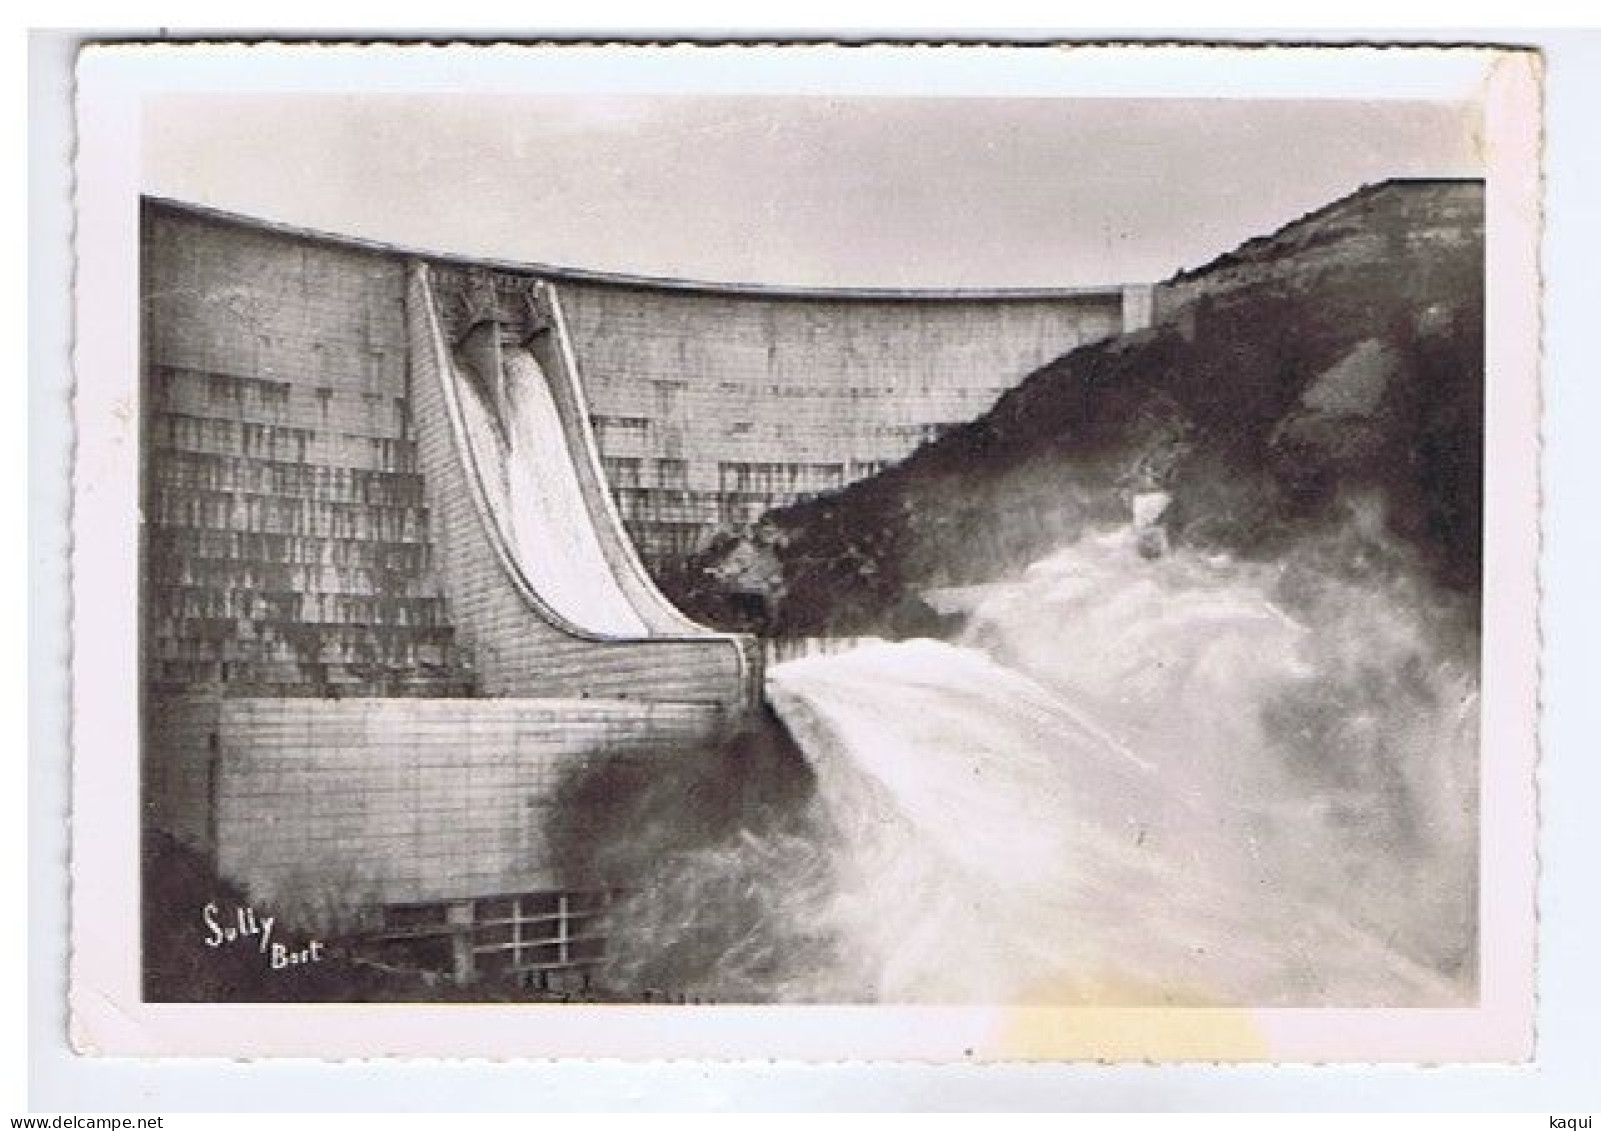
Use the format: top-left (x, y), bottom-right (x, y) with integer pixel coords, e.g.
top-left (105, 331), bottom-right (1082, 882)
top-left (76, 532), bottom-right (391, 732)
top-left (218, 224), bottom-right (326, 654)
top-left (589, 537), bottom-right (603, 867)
top-left (149, 696), bottom-right (726, 910)
top-left (558, 279), bottom-right (1138, 571)
top-left (141, 204), bottom-right (473, 697)
top-left (142, 207), bottom-right (756, 930)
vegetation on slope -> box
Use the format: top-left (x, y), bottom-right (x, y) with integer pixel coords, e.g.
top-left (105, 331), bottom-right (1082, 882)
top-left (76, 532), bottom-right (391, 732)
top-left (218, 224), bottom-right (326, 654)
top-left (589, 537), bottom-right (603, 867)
top-left (676, 181), bottom-right (1484, 638)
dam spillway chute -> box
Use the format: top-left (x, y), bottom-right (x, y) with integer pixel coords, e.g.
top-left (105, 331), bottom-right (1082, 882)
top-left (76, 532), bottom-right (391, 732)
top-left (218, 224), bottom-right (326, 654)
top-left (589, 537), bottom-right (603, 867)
top-left (406, 260), bottom-right (757, 709)
top-left (452, 331), bottom-right (647, 636)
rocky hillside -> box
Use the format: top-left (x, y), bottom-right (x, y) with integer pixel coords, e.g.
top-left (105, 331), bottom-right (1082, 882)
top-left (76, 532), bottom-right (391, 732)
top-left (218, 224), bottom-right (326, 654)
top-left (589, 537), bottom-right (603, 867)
top-left (678, 180), bottom-right (1484, 637)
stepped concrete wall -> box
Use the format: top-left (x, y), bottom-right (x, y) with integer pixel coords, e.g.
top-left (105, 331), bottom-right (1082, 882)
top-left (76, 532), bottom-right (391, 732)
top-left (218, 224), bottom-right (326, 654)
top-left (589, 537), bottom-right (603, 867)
top-left (142, 204), bottom-right (471, 698)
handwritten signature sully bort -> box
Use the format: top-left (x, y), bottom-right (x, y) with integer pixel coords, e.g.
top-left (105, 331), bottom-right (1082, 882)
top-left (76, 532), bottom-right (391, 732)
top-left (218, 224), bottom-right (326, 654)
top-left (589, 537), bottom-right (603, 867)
top-left (202, 901), bottom-right (326, 970)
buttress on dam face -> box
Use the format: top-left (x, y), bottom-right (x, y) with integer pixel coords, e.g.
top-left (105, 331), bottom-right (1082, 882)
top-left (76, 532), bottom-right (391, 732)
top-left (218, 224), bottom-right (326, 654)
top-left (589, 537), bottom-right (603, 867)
top-left (139, 196), bottom-right (1156, 990)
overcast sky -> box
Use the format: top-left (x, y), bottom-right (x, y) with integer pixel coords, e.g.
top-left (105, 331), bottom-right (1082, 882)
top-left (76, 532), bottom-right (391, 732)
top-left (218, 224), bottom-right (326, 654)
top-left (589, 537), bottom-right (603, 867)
top-left (144, 94), bottom-right (1479, 288)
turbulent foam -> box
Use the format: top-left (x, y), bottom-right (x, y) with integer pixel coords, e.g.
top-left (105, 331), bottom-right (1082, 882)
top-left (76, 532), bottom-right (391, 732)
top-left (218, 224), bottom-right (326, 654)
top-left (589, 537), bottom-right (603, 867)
top-left (600, 528), bottom-right (1478, 1006)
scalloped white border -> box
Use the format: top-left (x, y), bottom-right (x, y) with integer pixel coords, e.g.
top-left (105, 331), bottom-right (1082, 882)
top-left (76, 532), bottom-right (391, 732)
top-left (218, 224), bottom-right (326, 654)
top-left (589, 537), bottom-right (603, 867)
top-left (65, 40), bottom-right (1540, 1063)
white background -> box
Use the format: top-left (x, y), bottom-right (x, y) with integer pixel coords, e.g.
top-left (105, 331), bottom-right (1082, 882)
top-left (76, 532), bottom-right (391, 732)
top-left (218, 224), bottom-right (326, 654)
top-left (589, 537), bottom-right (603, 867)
top-left (21, 17), bottom-right (1601, 1115)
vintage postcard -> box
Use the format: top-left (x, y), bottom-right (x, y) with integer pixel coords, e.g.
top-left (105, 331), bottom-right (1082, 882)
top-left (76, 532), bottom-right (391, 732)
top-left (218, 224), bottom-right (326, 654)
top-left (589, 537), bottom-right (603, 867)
top-left (67, 40), bottom-right (1541, 1061)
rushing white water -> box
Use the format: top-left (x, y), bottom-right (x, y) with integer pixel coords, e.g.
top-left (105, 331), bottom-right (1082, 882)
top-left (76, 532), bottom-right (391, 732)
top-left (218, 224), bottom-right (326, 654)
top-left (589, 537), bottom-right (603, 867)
top-left (600, 526), bottom-right (1479, 1007)
top-left (453, 345), bottom-right (647, 636)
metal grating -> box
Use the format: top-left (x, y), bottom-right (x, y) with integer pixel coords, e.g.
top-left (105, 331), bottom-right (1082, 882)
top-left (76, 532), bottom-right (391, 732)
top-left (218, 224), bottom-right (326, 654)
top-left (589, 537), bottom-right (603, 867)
top-left (369, 888), bottom-right (618, 989)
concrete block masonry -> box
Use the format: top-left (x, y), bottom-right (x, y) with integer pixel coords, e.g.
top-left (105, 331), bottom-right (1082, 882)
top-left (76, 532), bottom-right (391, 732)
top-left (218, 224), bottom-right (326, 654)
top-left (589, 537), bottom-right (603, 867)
top-left (142, 204), bottom-right (466, 698)
top-left (560, 278), bottom-right (1148, 574)
top-left (142, 200), bottom-right (758, 946)
top-left (148, 697), bottom-right (727, 912)
top-left (146, 199), bottom-right (1154, 588)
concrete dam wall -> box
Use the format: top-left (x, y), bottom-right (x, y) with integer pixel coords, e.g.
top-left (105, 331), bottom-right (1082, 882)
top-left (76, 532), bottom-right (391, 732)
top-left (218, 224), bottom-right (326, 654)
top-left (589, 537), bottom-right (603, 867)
top-left (139, 197), bottom-right (1149, 984)
top-left (559, 278), bottom-right (1149, 572)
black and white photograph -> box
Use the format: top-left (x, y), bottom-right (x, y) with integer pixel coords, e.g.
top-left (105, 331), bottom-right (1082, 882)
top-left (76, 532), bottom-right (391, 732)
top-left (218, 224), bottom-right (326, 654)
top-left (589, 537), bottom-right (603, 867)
top-left (63, 40), bottom-right (1543, 1063)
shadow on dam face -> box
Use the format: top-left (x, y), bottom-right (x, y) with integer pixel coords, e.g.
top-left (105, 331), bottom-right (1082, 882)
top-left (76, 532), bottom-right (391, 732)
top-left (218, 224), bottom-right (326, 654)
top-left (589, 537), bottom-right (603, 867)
top-left (539, 705), bottom-right (831, 1002)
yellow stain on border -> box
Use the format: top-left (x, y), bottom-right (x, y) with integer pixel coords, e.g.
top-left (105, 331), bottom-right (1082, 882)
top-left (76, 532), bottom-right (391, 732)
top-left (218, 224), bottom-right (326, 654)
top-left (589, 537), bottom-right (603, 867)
top-left (983, 972), bottom-right (1272, 1061)
top-left (989, 1006), bottom-right (1271, 1061)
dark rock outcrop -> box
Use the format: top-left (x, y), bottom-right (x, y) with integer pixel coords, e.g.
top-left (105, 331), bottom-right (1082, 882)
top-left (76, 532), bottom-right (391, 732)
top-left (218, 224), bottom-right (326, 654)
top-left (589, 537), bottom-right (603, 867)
top-left (679, 180), bottom-right (1484, 637)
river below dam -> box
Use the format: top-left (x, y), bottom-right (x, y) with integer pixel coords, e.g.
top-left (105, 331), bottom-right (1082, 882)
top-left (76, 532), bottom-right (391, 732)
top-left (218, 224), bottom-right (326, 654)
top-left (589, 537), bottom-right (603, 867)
top-left (591, 526), bottom-right (1479, 1007)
